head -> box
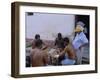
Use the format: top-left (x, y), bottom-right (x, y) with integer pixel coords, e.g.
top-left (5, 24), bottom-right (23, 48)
top-left (35, 39), bottom-right (42, 49)
top-left (57, 33), bottom-right (62, 39)
top-left (63, 37), bottom-right (70, 46)
top-left (35, 34), bottom-right (40, 40)
top-left (75, 21), bottom-right (85, 33)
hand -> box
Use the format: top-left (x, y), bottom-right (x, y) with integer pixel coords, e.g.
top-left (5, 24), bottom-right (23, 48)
top-left (64, 46), bottom-right (68, 52)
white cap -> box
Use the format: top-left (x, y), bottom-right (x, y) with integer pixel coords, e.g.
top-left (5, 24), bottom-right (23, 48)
top-left (76, 21), bottom-right (85, 27)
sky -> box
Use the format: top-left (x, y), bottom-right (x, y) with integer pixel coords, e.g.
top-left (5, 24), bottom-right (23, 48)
top-left (26, 12), bottom-right (75, 40)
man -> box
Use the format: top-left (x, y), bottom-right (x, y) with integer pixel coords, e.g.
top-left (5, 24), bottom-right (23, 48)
top-left (58, 37), bottom-right (76, 65)
top-left (72, 21), bottom-right (88, 64)
top-left (30, 39), bottom-right (48, 67)
top-left (55, 33), bottom-right (64, 48)
top-left (32, 34), bottom-right (43, 49)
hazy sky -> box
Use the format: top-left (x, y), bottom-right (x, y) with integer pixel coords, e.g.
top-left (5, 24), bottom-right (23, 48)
top-left (25, 12), bottom-right (75, 40)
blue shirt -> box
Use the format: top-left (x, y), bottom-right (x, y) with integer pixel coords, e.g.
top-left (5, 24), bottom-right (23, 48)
top-left (72, 32), bottom-right (88, 50)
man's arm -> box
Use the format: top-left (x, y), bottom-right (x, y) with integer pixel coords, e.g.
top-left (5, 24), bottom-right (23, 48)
top-left (30, 50), bottom-right (34, 66)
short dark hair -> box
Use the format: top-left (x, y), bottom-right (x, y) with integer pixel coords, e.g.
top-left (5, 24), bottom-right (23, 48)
top-left (35, 34), bottom-right (40, 39)
top-left (58, 33), bottom-right (62, 36)
top-left (63, 37), bottom-right (69, 43)
top-left (58, 33), bottom-right (62, 39)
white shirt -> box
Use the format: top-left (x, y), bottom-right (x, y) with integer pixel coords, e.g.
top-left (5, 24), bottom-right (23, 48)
top-left (72, 32), bottom-right (88, 50)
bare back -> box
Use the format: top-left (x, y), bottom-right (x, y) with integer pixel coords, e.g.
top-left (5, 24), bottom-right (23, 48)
top-left (31, 48), bottom-right (48, 67)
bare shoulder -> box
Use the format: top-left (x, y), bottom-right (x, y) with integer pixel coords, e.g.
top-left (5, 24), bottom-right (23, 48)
top-left (30, 48), bottom-right (37, 54)
top-left (31, 48), bottom-right (35, 52)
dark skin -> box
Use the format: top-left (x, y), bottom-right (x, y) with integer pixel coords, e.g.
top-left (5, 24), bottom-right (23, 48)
top-left (30, 44), bottom-right (48, 67)
top-left (32, 35), bottom-right (48, 49)
top-left (31, 37), bottom-right (49, 66)
top-left (57, 40), bottom-right (76, 60)
top-left (55, 33), bottom-right (64, 49)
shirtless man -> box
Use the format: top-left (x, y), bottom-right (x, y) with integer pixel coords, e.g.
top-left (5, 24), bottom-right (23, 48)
top-left (30, 39), bottom-right (48, 67)
top-left (55, 33), bottom-right (64, 48)
top-left (32, 34), bottom-right (43, 49)
top-left (58, 37), bottom-right (76, 65)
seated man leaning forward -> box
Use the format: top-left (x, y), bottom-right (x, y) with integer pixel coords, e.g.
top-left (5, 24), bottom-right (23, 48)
top-left (30, 39), bottom-right (49, 67)
top-left (58, 37), bottom-right (76, 65)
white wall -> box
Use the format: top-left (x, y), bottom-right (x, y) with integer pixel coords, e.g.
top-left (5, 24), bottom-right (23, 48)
top-left (26, 12), bottom-right (75, 40)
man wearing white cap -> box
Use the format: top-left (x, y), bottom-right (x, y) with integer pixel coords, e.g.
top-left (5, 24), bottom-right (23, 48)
top-left (72, 21), bottom-right (88, 64)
